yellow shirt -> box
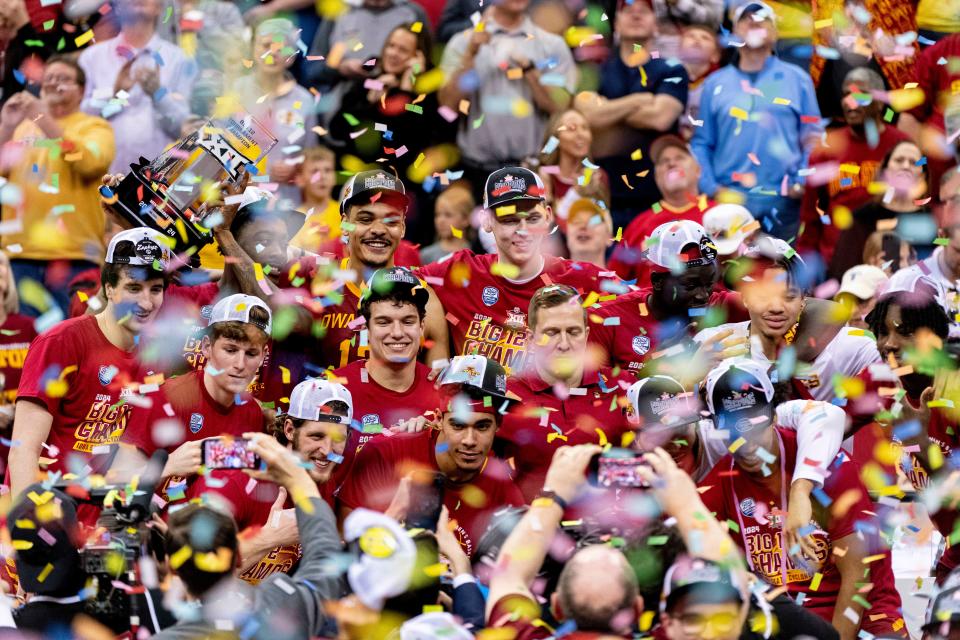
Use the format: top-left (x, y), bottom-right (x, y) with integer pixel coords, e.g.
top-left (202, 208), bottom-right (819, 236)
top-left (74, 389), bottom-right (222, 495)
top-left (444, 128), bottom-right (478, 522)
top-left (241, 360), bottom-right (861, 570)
top-left (769, 1), bottom-right (814, 40)
top-left (290, 200), bottom-right (341, 253)
top-left (917, 0), bottom-right (960, 32)
top-left (1, 111), bottom-right (115, 262)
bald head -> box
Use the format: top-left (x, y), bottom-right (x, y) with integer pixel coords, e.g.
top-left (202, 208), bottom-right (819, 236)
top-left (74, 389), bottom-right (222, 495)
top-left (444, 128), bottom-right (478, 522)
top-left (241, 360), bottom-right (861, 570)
top-left (842, 67), bottom-right (885, 94)
top-left (555, 545), bottom-right (641, 633)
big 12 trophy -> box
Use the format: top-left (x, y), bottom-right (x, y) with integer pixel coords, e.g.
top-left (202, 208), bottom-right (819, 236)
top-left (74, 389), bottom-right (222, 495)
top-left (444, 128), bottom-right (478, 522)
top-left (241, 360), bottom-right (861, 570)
top-left (106, 113), bottom-right (278, 260)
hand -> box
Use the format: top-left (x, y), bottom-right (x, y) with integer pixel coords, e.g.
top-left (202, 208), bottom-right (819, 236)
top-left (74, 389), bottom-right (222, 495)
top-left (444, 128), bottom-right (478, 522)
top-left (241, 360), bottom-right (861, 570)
top-left (408, 51), bottom-right (426, 75)
top-left (180, 115), bottom-right (206, 138)
top-left (338, 58), bottom-right (369, 79)
top-left (163, 440), bottom-right (202, 478)
top-left (201, 170), bottom-right (251, 232)
top-left (136, 66), bottom-right (161, 97)
top-left (0, 92), bottom-right (38, 130)
top-left (896, 386), bottom-right (934, 435)
top-left (683, 328), bottom-right (746, 386)
top-left (388, 412), bottom-right (440, 435)
top-left (543, 444), bottom-right (602, 504)
top-left (146, 512), bottom-right (169, 536)
top-left (636, 447), bottom-right (702, 517)
top-left (114, 59), bottom-right (137, 94)
top-left (436, 506), bottom-right (471, 576)
top-left (785, 480), bottom-right (818, 563)
top-left (0, 406), bottom-right (14, 432)
top-left (466, 30), bottom-right (491, 58)
top-left (243, 432), bottom-right (319, 500)
top-left (258, 488), bottom-right (300, 547)
top-left (385, 474), bottom-right (412, 521)
top-left (510, 55), bottom-right (531, 72)
top-left (933, 370), bottom-right (960, 424)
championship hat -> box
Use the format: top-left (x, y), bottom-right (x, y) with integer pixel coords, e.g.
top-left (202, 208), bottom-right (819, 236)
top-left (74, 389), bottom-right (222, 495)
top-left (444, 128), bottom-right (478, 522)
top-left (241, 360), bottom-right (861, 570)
top-left (208, 293), bottom-right (272, 335)
top-left (644, 220), bottom-right (719, 272)
top-left (105, 227), bottom-right (173, 267)
top-left (704, 359), bottom-right (775, 433)
top-left (340, 170), bottom-right (411, 216)
top-left (288, 377), bottom-right (354, 424)
top-left (483, 167), bottom-right (546, 211)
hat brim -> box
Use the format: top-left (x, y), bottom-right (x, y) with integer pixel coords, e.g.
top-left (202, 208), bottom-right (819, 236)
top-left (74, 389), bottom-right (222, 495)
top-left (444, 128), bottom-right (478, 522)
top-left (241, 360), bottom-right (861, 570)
top-left (837, 284), bottom-right (872, 301)
top-left (711, 236), bottom-right (744, 256)
top-left (486, 194), bottom-right (545, 211)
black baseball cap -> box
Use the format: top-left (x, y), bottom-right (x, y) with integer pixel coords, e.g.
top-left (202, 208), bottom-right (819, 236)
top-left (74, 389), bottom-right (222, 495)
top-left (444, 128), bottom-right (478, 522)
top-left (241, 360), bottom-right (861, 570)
top-left (704, 360), bottom-right (775, 434)
top-left (9, 484), bottom-right (85, 594)
top-left (661, 555), bottom-right (743, 613)
top-left (340, 169), bottom-right (411, 216)
top-left (437, 355), bottom-right (520, 410)
top-left (361, 266), bottom-right (430, 311)
top-left (483, 167), bottom-right (546, 211)
top-left (626, 375), bottom-right (699, 429)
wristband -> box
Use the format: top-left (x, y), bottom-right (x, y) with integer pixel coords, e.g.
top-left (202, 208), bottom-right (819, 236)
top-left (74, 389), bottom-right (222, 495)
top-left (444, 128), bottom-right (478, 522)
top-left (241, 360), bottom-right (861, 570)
top-left (534, 490), bottom-right (568, 511)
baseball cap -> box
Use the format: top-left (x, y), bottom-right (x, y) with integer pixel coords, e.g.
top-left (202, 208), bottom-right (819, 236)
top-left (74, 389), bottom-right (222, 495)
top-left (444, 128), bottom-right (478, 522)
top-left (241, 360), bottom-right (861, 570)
top-left (437, 355), bottom-right (519, 408)
top-left (886, 266), bottom-right (948, 306)
top-left (626, 375), bottom-right (699, 428)
top-left (361, 267), bottom-right (430, 311)
top-left (105, 227), bottom-right (173, 267)
top-left (10, 484), bottom-right (84, 594)
top-left (644, 220), bottom-right (719, 272)
top-left (650, 134), bottom-right (692, 165)
top-left (567, 197), bottom-right (612, 228)
top-left (734, 1), bottom-right (776, 23)
top-left (704, 359), bottom-right (775, 433)
top-left (401, 612), bottom-right (474, 640)
top-left (702, 204), bottom-right (757, 256)
top-left (208, 293), bottom-right (272, 335)
top-left (344, 508), bottom-right (418, 610)
top-left (288, 377), bottom-right (354, 424)
top-left (837, 265), bottom-right (889, 301)
top-left (660, 555), bottom-right (743, 613)
top-left (340, 169), bottom-right (411, 216)
top-left (483, 167), bottom-right (546, 211)
top-left (616, 0), bottom-right (653, 12)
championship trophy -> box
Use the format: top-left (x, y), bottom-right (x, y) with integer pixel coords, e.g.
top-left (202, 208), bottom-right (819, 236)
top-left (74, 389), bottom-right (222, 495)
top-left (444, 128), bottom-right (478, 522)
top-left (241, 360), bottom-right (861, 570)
top-left (105, 113), bottom-right (278, 259)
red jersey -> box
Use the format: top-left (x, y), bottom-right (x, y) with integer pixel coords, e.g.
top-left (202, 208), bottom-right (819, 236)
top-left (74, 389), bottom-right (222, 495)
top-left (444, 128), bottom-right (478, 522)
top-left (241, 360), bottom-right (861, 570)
top-left (588, 288), bottom-right (747, 374)
top-left (419, 251), bottom-right (616, 373)
top-left (17, 315), bottom-right (141, 475)
top-left (0, 313), bottom-right (37, 404)
top-left (338, 430), bottom-right (524, 557)
top-left (499, 367), bottom-right (633, 502)
top-left (699, 428), bottom-right (904, 635)
top-left (331, 360), bottom-right (445, 480)
top-left (311, 278), bottom-right (366, 370)
top-left (798, 125), bottom-right (910, 268)
top-left (607, 199), bottom-right (711, 285)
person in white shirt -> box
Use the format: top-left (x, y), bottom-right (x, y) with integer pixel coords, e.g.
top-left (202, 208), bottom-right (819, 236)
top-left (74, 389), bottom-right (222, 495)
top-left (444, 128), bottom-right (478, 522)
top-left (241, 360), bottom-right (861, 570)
top-left (78, 0), bottom-right (196, 174)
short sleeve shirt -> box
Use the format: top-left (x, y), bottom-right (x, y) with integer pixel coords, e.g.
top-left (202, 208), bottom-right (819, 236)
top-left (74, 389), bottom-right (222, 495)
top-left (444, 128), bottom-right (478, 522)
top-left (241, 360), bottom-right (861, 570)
top-left (0, 313), bottom-right (37, 404)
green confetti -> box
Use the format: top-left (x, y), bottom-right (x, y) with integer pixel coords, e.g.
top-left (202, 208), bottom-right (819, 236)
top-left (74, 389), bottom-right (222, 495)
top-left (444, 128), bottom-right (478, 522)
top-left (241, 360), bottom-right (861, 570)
top-left (883, 108), bottom-right (894, 123)
top-left (472, 114), bottom-right (485, 129)
top-left (43, 19), bottom-right (55, 31)
top-left (852, 595), bottom-right (871, 609)
top-left (343, 113), bottom-right (360, 126)
top-left (647, 536), bottom-right (669, 546)
top-left (404, 104), bottom-right (423, 114)
top-left (24, 40), bottom-right (44, 47)
top-left (726, 519), bottom-right (740, 533)
top-left (651, 202), bottom-right (662, 214)
top-left (935, 237), bottom-right (950, 246)
top-left (163, 6), bottom-right (173, 22)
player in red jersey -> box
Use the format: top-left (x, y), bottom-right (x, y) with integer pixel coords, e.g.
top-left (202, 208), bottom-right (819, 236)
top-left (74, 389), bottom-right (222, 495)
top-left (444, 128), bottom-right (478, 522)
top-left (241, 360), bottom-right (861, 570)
top-left (191, 377), bottom-right (353, 583)
top-left (338, 355), bottom-right (524, 557)
top-left (590, 219), bottom-right (747, 375)
top-left (110, 294), bottom-right (270, 500)
top-left (420, 166), bottom-right (620, 373)
top-left (331, 267), bottom-right (445, 479)
top-left (9, 228), bottom-right (172, 500)
top-left (697, 360), bottom-right (906, 639)
top-left (498, 284), bottom-right (633, 501)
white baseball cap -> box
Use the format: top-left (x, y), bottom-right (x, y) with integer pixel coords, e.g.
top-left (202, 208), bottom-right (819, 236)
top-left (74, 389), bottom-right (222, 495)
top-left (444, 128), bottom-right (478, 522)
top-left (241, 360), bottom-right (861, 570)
top-left (287, 378), bottom-right (353, 425)
top-left (401, 612), bottom-right (473, 640)
top-left (344, 508), bottom-right (417, 610)
top-left (208, 294), bottom-right (272, 335)
top-left (734, 1), bottom-right (775, 23)
top-left (702, 204), bottom-right (756, 256)
top-left (644, 220), bottom-right (719, 272)
top-left (105, 227), bottom-right (173, 267)
top-left (837, 265), bottom-right (889, 301)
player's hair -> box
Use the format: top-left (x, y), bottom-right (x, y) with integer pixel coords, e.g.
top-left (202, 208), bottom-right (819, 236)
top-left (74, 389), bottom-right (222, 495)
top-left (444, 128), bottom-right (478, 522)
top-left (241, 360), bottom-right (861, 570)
top-left (272, 400), bottom-right (350, 446)
top-left (528, 284), bottom-right (586, 333)
top-left (165, 504), bottom-right (238, 597)
top-left (208, 306), bottom-right (272, 347)
top-left (101, 261), bottom-right (169, 291)
top-left (0, 252), bottom-right (20, 315)
top-left (866, 290), bottom-right (950, 341)
top-left (45, 55), bottom-right (86, 88)
top-left (358, 289), bottom-right (427, 323)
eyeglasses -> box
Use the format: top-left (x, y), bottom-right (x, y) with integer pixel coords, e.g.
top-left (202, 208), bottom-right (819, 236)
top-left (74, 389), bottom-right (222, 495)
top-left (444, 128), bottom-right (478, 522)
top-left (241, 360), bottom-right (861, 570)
top-left (677, 611), bottom-right (740, 635)
top-left (42, 76), bottom-right (78, 85)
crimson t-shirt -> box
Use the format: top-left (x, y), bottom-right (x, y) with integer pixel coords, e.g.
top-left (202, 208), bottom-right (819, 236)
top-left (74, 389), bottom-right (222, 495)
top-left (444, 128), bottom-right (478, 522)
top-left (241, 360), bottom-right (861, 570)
top-left (419, 251), bottom-right (617, 373)
top-left (338, 430), bottom-right (524, 557)
top-left (331, 360), bottom-right (445, 480)
top-left (698, 428), bottom-right (904, 635)
top-left (0, 313), bottom-right (37, 404)
top-left (17, 315), bottom-right (141, 475)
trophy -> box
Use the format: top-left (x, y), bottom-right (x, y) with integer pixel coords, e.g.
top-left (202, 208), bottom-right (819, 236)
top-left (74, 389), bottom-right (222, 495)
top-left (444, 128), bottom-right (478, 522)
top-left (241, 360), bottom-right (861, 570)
top-left (106, 113), bottom-right (278, 259)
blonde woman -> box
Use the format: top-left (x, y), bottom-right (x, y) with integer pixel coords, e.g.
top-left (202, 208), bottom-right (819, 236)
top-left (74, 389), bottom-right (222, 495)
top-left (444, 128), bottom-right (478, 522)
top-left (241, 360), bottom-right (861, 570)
top-left (0, 252), bottom-right (37, 437)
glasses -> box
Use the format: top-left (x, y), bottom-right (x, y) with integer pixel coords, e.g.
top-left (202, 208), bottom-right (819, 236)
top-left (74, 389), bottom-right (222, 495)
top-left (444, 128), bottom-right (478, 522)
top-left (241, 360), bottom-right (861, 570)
top-left (42, 76), bottom-right (78, 85)
top-left (677, 611), bottom-right (740, 635)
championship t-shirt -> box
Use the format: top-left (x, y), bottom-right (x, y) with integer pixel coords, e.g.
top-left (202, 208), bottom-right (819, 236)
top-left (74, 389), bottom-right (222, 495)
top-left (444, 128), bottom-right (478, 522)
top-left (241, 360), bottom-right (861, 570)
top-left (331, 360), bottom-right (446, 480)
top-left (17, 315), bottom-right (141, 475)
top-left (338, 430), bottom-right (524, 557)
top-left (0, 313), bottom-right (37, 404)
top-left (698, 428), bottom-right (904, 635)
top-left (419, 251), bottom-right (618, 372)
top-left (498, 367), bottom-right (633, 502)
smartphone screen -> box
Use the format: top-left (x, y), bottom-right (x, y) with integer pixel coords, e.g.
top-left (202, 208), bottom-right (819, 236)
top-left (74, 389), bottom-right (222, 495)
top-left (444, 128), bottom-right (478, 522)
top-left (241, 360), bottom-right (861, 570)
top-left (596, 456), bottom-right (650, 489)
top-left (202, 437), bottom-right (260, 470)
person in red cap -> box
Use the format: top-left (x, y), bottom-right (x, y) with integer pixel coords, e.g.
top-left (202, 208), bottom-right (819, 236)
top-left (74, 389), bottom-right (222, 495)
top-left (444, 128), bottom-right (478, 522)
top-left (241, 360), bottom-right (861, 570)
top-left (419, 166), bottom-right (619, 373)
top-left (607, 135), bottom-right (712, 285)
top-left (498, 284), bottom-right (634, 501)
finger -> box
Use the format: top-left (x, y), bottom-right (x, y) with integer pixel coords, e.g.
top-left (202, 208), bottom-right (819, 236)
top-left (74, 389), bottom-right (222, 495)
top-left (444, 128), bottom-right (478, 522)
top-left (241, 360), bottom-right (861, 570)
top-left (270, 486), bottom-right (288, 513)
top-left (705, 328), bottom-right (735, 346)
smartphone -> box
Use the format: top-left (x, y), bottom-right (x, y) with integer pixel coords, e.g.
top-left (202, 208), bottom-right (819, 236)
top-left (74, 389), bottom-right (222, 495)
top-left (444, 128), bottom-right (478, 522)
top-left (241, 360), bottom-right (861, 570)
top-left (406, 471), bottom-right (446, 532)
top-left (589, 449), bottom-right (650, 489)
top-left (201, 437), bottom-right (261, 470)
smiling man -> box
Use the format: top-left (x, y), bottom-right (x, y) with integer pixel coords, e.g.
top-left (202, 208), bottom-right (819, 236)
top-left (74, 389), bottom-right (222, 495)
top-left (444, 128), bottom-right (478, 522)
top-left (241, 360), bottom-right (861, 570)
top-left (337, 354), bottom-right (524, 556)
top-left (9, 228), bottom-right (170, 500)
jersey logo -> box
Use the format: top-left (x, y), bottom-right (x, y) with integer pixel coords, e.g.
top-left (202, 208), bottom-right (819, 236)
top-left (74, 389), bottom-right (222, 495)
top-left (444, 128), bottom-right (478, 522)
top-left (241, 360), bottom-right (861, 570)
top-left (631, 335), bottom-right (651, 356)
top-left (189, 412), bottom-right (204, 434)
top-left (739, 498), bottom-right (756, 518)
top-left (362, 414), bottom-right (381, 430)
top-left (200, 305), bottom-right (214, 320)
top-left (505, 307), bottom-right (526, 330)
top-left (98, 365), bottom-right (116, 386)
top-left (482, 286), bottom-right (499, 306)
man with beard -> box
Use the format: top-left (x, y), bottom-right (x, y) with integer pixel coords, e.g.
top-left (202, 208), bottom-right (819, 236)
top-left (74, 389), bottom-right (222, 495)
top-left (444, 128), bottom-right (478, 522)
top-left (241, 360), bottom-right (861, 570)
top-left (190, 378), bottom-right (353, 583)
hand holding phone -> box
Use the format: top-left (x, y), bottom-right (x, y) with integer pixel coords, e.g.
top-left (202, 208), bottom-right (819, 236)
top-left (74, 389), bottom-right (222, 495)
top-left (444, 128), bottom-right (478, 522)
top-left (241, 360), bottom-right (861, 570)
top-left (201, 437), bottom-right (261, 470)
top-left (588, 449), bottom-right (651, 489)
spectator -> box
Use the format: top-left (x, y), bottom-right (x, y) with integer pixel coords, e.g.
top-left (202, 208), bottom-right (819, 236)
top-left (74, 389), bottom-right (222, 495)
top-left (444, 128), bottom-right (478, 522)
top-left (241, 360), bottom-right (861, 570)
top-left (862, 230), bottom-right (915, 273)
top-left (915, 0), bottom-right (960, 45)
top-left (799, 67), bottom-right (911, 277)
top-left (565, 196), bottom-right (613, 267)
top-left (607, 134), bottom-right (707, 284)
top-left (575, 0), bottom-right (689, 232)
top-left (155, 0), bottom-right (246, 73)
top-left (834, 264), bottom-right (889, 330)
top-left (289, 145), bottom-right (339, 254)
top-left (0, 251), bottom-right (34, 406)
top-left (337, 355), bottom-right (525, 556)
top-left (0, 56), bottom-right (116, 317)
top-left (702, 203), bottom-right (759, 258)
top-left (436, 0), bottom-right (477, 44)
top-left (677, 23), bottom-right (721, 141)
top-left (651, 0), bottom-right (723, 60)
top-left (419, 183), bottom-right (474, 264)
top-left (78, 0), bottom-right (195, 175)
top-left (439, 0), bottom-right (576, 198)
top-left (233, 18), bottom-right (317, 208)
top-left (537, 107), bottom-right (610, 231)
top-left (691, 1), bottom-right (822, 240)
